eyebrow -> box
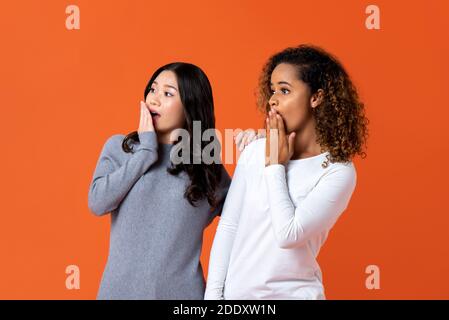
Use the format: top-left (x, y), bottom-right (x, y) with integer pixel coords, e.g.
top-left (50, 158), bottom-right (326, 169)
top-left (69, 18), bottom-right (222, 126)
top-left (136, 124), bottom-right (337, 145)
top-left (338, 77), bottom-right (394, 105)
top-left (152, 81), bottom-right (178, 91)
top-left (270, 81), bottom-right (292, 87)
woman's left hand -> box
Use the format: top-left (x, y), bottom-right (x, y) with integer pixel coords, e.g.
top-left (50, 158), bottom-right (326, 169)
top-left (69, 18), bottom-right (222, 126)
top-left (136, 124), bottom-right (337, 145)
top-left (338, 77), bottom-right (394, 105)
top-left (265, 109), bottom-right (296, 167)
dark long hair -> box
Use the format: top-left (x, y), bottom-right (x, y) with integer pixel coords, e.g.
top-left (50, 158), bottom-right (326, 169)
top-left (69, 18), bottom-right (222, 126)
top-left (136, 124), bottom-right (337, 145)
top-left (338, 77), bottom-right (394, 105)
top-left (122, 62), bottom-right (222, 209)
top-left (257, 44), bottom-right (369, 163)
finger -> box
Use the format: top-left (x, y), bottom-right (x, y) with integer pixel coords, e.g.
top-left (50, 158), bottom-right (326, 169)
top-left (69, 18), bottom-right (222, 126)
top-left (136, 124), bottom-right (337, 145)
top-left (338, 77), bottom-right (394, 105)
top-left (269, 111), bottom-right (280, 145)
top-left (265, 117), bottom-right (270, 146)
top-left (143, 101), bottom-right (150, 115)
top-left (142, 101), bottom-right (154, 132)
top-left (240, 130), bottom-right (250, 151)
top-left (242, 131), bottom-right (249, 146)
top-left (139, 102), bottom-right (145, 133)
top-left (234, 131), bottom-right (244, 146)
top-left (146, 105), bottom-right (155, 131)
top-left (276, 114), bottom-right (286, 140)
top-left (257, 129), bottom-right (267, 139)
top-left (268, 110), bottom-right (272, 129)
top-left (265, 116), bottom-right (270, 163)
top-left (238, 131), bottom-right (247, 151)
top-left (239, 134), bottom-right (246, 151)
top-left (269, 109), bottom-right (277, 131)
top-left (142, 101), bottom-right (148, 124)
top-left (288, 132), bottom-right (296, 155)
top-left (266, 115), bottom-right (271, 139)
top-left (245, 131), bottom-right (256, 145)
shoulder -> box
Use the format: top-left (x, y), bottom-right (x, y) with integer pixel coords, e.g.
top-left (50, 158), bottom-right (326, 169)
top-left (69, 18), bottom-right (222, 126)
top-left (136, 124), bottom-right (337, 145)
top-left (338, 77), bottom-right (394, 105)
top-left (237, 138), bottom-right (266, 166)
top-left (323, 159), bottom-right (357, 189)
top-left (103, 134), bottom-right (126, 155)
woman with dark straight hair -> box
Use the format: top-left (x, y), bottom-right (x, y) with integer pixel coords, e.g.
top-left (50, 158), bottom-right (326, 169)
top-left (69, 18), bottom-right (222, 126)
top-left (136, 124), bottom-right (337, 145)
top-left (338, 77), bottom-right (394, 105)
top-left (88, 62), bottom-right (231, 299)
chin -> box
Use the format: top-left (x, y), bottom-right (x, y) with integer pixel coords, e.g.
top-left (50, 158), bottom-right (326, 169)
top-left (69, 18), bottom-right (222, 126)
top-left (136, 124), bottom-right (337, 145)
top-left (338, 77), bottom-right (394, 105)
top-left (284, 124), bottom-right (295, 134)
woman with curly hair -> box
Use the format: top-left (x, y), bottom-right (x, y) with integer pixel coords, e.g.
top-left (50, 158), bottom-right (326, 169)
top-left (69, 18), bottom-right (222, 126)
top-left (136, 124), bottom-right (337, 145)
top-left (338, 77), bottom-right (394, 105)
top-left (205, 44), bottom-right (368, 300)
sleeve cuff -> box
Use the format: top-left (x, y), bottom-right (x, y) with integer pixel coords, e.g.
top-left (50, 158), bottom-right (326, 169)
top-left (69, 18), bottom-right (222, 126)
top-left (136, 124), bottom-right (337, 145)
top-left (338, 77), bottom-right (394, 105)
top-left (136, 131), bottom-right (158, 151)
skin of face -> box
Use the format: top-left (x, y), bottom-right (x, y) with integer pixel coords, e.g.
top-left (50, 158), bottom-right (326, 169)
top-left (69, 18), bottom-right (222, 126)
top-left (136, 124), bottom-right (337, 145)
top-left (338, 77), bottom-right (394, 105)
top-left (268, 63), bottom-right (322, 134)
top-left (145, 70), bottom-right (186, 142)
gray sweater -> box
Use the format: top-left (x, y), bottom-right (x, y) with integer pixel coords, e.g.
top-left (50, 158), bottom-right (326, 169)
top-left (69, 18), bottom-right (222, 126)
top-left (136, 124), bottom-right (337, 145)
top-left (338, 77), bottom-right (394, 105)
top-left (88, 131), bottom-right (231, 299)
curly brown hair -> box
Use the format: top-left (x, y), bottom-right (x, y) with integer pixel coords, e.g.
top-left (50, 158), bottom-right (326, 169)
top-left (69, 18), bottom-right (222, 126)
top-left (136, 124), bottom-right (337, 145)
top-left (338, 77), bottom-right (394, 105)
top-left (257, 44), bottom-right (369, 163)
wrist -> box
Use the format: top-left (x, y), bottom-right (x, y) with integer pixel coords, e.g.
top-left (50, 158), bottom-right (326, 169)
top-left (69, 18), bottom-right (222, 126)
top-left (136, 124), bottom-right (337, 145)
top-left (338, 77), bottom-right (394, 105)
top-left (137, 131), bottom-right (158, 150)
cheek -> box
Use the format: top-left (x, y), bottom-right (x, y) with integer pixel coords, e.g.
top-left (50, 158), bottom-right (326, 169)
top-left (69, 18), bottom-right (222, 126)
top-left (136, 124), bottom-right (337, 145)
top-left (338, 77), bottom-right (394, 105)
top-left (163, 99), bottom-right (185, 128)
top-left (282, 95), bottom-right (310, 131)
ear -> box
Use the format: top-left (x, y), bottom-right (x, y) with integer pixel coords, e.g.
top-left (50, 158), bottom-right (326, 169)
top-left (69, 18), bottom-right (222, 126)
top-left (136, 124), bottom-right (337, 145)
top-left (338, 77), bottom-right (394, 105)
top-left (310, 89), bottom-right (324, 109)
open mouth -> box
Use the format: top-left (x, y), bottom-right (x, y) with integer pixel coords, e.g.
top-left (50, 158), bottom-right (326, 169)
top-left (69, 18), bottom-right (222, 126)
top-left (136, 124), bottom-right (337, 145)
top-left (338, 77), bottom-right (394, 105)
top-left (150, 110), bottom-right (160, 120)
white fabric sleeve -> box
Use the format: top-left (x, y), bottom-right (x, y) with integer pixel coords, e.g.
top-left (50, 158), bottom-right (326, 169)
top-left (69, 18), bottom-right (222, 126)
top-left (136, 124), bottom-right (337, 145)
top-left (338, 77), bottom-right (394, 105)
top-left (263, 163), bottom-right (356, 249)
top-left (204, 149), bottom-right (249, 300)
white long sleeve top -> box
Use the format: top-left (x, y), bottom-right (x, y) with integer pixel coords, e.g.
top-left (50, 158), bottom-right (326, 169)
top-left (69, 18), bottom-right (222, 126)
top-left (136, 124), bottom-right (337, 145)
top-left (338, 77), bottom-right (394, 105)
top-left (205, 138), bottom-right (357, 300)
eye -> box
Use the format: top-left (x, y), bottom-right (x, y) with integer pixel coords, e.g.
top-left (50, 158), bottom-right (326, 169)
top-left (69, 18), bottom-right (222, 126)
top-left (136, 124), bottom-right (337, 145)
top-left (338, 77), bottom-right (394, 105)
top-left (149, 87), bottom-right (155, 93)
top-left (281, 88), bottom-right (290, 94)
top-left (165, 92), bottom-right (174, 97)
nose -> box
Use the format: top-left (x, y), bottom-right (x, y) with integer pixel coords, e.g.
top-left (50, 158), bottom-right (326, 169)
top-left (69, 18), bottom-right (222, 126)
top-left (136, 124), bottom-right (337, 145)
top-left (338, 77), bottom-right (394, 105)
top-left (148, 96), bottom-right (160, 107)
top-left (269, 94), bottom-right (278, 108)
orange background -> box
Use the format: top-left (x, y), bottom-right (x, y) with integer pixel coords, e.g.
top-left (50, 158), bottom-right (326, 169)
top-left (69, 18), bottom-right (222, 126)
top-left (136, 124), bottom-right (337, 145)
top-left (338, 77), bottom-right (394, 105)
top-left (0, 0), bottom-right (448, 299)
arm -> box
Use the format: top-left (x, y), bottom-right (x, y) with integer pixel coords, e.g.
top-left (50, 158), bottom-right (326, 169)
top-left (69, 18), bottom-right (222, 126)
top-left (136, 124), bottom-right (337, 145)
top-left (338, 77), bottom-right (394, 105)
top-left (204, 150), bottom-right (249, 299)
top-left (264, 164), bottom-right (356, 249)
top-left (88, 131), bottom-right (158, 216)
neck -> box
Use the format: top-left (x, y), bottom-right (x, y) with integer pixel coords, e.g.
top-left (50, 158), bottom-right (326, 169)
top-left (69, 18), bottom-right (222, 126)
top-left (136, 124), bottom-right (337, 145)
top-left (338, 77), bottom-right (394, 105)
top-left (157, 127), bottom-right (187, 145)
top-left (290, 118), bottom-right (323, 160)
top-left (157, 132), bottom-right (173, 145)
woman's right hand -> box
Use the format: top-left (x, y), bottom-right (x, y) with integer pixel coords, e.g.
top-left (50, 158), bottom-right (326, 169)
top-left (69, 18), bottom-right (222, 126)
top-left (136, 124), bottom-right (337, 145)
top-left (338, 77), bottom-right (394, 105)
top-left (138, 101), bottom-right (155, 133)
top-left (234, 129), bottom-right (265, 151)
